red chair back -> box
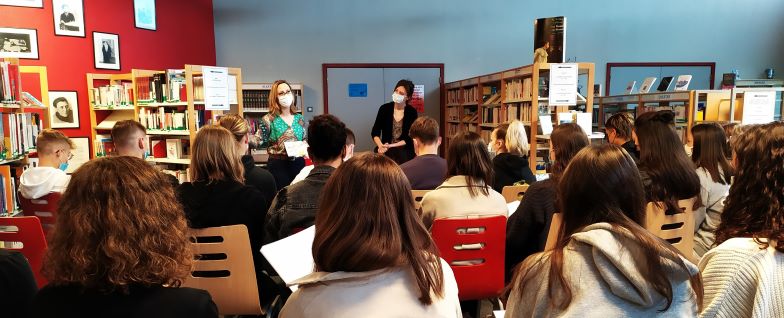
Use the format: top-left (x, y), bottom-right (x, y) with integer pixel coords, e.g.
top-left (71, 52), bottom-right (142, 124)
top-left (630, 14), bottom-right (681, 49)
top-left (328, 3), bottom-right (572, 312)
top-left (431, 215), bottom-right (506, 301)
top-left (0, 216), bottom-right (48, 288)
top-left (19, 192), bottom-right (61, 236)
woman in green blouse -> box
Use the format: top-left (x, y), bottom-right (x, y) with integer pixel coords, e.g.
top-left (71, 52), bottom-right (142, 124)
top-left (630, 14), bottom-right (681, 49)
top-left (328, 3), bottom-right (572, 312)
top-left (261, 80), bottom-right (306, 187)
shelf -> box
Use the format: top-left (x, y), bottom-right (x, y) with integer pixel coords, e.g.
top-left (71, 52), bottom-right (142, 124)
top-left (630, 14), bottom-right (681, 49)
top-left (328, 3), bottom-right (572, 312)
top-left (92, 105), bottom-right (135, 111)
top-left (446, 104), bottom-right (460, 107)
top-left (480, 123), bottom-right (499, 128)
top-left (138, 102), bottom-right (189, 107)
top-left (0, 158), bottom-right (23, 165)
top-left (244, 109), bottom-right (269, 113)
top-left (0, 103), bottom-right (21, 109)
top-left (503, 98), bottom-right (532, 103)
top-left (482, 103), bottom-right (502, 108)
top-left (146, 130), bottom-right (190, 136)
top-left (146, 157), bottom-right (191, 165)
top-left (447, 120), bottom-right (460, 124)
top-left (463, 102), bottom-right (479, 106)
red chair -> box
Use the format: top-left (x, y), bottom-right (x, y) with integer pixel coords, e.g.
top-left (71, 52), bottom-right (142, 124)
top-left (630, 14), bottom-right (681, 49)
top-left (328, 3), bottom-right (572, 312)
top-left (431, 215), bottom-right (506, 301)
top-left (19, 192), bottom-right (61, 236)
top-left (0, 216), bottom-right (48, 288)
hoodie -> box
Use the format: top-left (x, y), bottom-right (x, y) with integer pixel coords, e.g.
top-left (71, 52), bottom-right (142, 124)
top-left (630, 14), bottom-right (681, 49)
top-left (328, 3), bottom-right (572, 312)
top-left (505, 223), bottom-right (700, 317)
top-left (19, 167), bottom-right (70, 199)
top-left (492, 153), bottom-right (536, 192)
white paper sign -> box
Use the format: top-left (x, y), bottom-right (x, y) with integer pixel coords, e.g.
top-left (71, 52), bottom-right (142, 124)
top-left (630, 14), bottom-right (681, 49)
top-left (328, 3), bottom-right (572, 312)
top-left (539, 115), bottom-right (553, 135)
top-left (228, 74), bottom-right (238, 104)
top-left (742, 91), bottom-right (776, 125)
top-left (576, 112), bottom-right (593, 135)
top-left (549, 63), bottom-right (578, 106)
top-left (202, 66), bottom-right (229, 110)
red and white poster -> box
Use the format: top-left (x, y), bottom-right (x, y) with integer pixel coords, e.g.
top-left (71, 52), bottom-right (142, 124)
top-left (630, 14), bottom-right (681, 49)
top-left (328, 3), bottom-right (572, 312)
top-left (411, 84), bottom-right (425, 113)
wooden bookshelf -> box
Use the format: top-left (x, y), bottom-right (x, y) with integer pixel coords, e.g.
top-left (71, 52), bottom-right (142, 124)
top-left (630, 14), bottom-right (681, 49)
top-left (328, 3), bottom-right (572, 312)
top-left (242, 82), bottom-right (304, 163)
top-left (86, 72), bottom-right (134, 157)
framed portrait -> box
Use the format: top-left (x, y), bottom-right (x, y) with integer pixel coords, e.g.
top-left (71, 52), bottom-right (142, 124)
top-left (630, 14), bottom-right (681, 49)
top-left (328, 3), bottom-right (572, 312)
top-left (64, 137), bottom-right (89, 173)
top-left (52, 0), bottom-right (85, 37)
top-left (92, 32), bottom-right (120, 70)
top-left (49, 91), bottom-right (80, 129)
top-left (133, 0), bottom-right (156, 31)
top-left (0, 27), bottom-right (39, 59)
top-left (0, 0), bottom-right (43, 8)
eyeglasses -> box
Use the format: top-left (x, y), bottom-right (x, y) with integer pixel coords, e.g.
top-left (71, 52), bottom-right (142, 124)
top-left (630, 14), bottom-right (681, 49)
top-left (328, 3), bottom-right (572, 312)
top-left (57, 149), bottom-right (74, 160)
top-left (277, 89), bottom-right (292, 97)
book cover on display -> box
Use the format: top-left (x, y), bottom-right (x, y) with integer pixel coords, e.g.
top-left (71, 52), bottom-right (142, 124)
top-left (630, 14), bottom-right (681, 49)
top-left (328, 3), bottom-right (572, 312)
top-left (674, 75), bottom-right (692, 91)
top-left (656, 76), bottom-right (673, 92)
top-left (533, 16), bottom-right (566, 64)
top-left (625, 81), bottom-right (637, 94)
top-left (638, 77), bottom-right (657, 94)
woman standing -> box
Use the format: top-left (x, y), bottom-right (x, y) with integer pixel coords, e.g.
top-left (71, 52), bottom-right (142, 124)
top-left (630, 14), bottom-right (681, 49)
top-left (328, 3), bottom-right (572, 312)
top-left (371, 79), bottom-right (418, 164)
top-left (261, 80), bottom-right (306, 187)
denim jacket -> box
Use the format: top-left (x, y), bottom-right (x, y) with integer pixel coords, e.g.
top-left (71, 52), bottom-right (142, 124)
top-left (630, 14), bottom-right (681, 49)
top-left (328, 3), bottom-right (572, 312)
top-left (264, 165), bottom-right (335, 244)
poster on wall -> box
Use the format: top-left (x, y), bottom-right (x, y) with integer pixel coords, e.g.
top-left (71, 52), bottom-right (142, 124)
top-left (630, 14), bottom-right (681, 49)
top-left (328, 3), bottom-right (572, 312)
top-left (410, 84), bottom-right (425, 113)
top-left (0, 27), bottom-right (39, 59)
top-left (202, 66), bottom-right (230, 110)
top-left (0, 0), bottom-right (42, 8)
top-left (134, 0), bottom-right (157, 31)
top-left (92, 32), bottom-right (120, 70)
top-left (741, 91), bottom-right (776, 125)
top-left (49, 91), bottom-right (80, 129)
top-left (533, 16), bottom-right (566, 64)
top-left (52, 0), bottom-right (85, 37)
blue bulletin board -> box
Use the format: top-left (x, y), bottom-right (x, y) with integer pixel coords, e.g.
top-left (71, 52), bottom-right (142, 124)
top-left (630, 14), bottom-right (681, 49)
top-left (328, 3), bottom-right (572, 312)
top-left (348, 83), bottom-right (368, 97)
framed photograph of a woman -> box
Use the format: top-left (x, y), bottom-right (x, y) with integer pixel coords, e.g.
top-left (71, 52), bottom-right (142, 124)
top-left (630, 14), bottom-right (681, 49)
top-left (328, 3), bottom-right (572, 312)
top-left (92, 32), bottom-right (120, 70)
top-left (49, 91), bottom-right (80, 129)
top-left (53, 0), bottom-right (85, 37)
top-left (0, 0), bottom-right (43, 8)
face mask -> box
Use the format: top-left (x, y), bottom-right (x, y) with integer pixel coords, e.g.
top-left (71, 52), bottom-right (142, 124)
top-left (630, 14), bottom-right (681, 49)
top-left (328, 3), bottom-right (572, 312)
top-left (392, 93), bottom-right (406, 104)
top-left (487, 142), bottom-right (496, 157)
top-left (58, 162), bottom-right (69, 171)
top-left (278, 93), bottom-right (294, 108)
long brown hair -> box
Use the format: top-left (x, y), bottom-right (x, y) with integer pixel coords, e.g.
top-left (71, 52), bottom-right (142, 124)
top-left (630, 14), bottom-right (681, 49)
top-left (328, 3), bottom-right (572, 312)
top-left (312, 153), bottom-right (444, 305)
top-left (511, 145), bottom-right (703, 311)
top-left (42, 156), bottom-right (192, 292)
top-left (715, 122), bottom-right (784, 252)
top-left (446, 131), bottom-right (493, 197)
top-left (189, 125), bottom-right (244, 183)
top-left (691, 123), bottom-right (733, 184)
top-left (550, 123), bottom-right (589, 178)
top-left (268, 80), bottom-right (298, 117)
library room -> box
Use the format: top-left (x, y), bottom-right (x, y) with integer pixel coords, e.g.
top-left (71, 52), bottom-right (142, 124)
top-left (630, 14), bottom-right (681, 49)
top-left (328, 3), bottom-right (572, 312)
top-left (1, 0), bottom-right (783, 317)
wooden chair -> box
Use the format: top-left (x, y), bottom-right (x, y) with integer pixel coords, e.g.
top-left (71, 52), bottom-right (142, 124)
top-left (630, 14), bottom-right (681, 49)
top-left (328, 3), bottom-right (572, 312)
top-left (501, 185), bottom-right (529, 203)
top-left (0, 216), bottom-right (48, 288)
top-left (19, 192), bottom-right (62, 236)
top-left (644, 198), bottom-right (696, 261)
top-left (182, 225), bottom-right (263, 316)
top-left (411, 190), bottom-right (431, 210)
top-left (544, 212), bottom-right (563, 251)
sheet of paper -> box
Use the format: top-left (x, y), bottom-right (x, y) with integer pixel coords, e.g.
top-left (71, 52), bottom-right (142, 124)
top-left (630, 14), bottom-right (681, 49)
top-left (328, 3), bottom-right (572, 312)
top-left (741, 91), bottom-right (776, 125)
top-left (202, 66), bottom-right (230, 110)
top-left (228, 74), bottom-right (238, 105)
top-left (549, 63), bottom-right (578, 106)
top-left (260, 226), bottom-right (316, 292)
top-left (493, 310), bottom-right (506, 318)
top-left (507, 201), bottom-right (521, 216)
top-left (284, 140), bottom-right (309, 158)
top-left (575, 112), bottom-right (593, 135)
top-left (65, 137), bottom-right (90, 174)
top-left (539, 115), bottom-right (553, 135)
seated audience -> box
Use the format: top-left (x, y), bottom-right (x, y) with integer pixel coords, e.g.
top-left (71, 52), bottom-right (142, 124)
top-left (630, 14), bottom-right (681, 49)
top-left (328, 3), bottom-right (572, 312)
top-left (0, 250), bottom-right (37, 318)
top-left (420, 131), bottom-right (507, 228)
top-left (699, 122), bottom-right (784, 317)
top-left (19, 129), bottom-right (73, 199)
top-left (291, 128), bottom-right (354, 184)
top-left (265, 114), bottom-right (347, 243)
top-left (218, 114), bottom-right (278, 203)
top-left (691, 124), bottom-right (733, 257)
top-left (31, 156), bottom-right (218, 318)
top-left (505, 144), bottom-right (703, 317)
top-left (400, 116), bottom-right (447, 190)
top-left (111, 120), bottom-right (179, 187)
top-left (281, 153), bottom-right (461, 317)
top-left (604, 112), bottom-right (639, 161)
top-left (505, 123), bottom-right (588, 280)
top-left (490, 120), bottom-right (536, 192)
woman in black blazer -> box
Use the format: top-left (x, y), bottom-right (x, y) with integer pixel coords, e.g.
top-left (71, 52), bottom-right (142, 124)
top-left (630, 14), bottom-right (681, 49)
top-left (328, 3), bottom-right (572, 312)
top-left (371, 79), bottom-right (418, 164)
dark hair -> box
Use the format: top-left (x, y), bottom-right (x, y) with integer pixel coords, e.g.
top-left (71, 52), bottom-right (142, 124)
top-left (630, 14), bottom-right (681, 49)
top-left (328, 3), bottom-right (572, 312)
top-left (634, 110), bottom-right (700, 212)
top-left (313, 153), bottom-right (444, 304)
top-left (550, 123), bottom-right (589, 177)
top-left (511, 145), bottom-right (703, 311)
top-left (345, 128), bottom-right (355, 145)
top-left (52, 97), bottom-right (69, 107)
top-left (605, 112), bottom-right (634, 139)
top-left (111, 120), bottom-right (146, 148)
top-left (691, 123), bottom-right (733, 184)
top-left (409, 116), bottom-right (439, 145)
top-left (715, 122), bottom-right (784, 253)
top-left (721, 122), bottom-right (739, 158)
top-left (446, 131), bottom-right (493, 197)
top-left (307, 114), bottom-right (347, 163)
top-left (395, 79), bottom-right (415, 98)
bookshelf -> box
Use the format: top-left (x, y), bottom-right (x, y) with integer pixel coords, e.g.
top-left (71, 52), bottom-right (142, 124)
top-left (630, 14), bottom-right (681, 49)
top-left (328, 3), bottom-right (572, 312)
top-left (242, 82), bottom-right (304, 163)
top-left (87, 71), bottom-right (134, 157)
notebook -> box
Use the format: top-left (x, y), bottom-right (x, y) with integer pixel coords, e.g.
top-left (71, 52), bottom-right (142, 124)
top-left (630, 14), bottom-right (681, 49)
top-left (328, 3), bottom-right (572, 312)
top-left (260, 226), bottom-right (316, 292)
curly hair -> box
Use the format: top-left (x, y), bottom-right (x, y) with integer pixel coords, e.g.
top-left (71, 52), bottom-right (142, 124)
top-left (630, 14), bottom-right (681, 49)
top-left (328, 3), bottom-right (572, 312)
top-left (715, 121), bottom-right (784, 252)
top-left (42, 156), bottom-right (192, 292)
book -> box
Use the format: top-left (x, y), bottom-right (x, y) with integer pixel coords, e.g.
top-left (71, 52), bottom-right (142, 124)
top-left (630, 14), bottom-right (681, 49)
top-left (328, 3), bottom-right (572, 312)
top-left (721, 73), bottom-right (736, 89)
top-left (166, 139), bottom-right (183, 159)
top-left (96, 111), bottom-right (134, 130)
top-left (656, 76), bottom-right (673, 92)
top-left (674, 75), bottom-right (692, 91)
top-left (625, 81), bottom-right (636, 94)
top-left (638, 77), bottom-right (657, 94)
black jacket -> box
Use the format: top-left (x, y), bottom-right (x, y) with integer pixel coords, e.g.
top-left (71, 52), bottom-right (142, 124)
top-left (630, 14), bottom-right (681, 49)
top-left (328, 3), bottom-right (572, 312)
top-left (31, 284), bottom-right (217, 318)
top-left (371, 102), bottom-right (418, 153)
top-left (505, 178), bottom-right (557, 282)
top-left (621, 140), bottom-right (640, 162)
top-left (265, 165), bottom-right (335, 244)
top-left (492, 153), bottom-right (537, 192)
top-left (242, 154), bottom-right (278, 203)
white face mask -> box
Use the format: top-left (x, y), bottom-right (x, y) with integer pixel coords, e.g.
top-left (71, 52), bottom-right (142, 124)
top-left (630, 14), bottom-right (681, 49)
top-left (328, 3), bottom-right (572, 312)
top-left (392, 93), bottom-right (406, 104)
top-left (278, 93), bottom-right (294, 108)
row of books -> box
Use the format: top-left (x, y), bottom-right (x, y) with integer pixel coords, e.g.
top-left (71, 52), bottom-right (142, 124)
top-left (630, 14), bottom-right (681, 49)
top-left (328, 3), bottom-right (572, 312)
top-left (1, 112), bottom-right (42, 160)
top-left (482, 107), bottom-right (501, 124)
top-left (0, 62), bottom-right (21, 103)
top-left (506, 104), bottom-right (534, 122)
top-left (139, 107), bottom-right (188, 131)
top-left (446, 122), bottom-right (459, 137)
top-left (243, 90), bottom-right (270, 111)
top-left (447, 89), bottom-right (460, 104)
top-left (483, 93), bottom-right (502, 105)
top-left (91, 83), bottom-right (134, 107)
top-left (446, 107), bottom-right (459, 121)
top-left (0, 165), bottom-right (20, 215)
top-left (150, 138), bottom-right (190, 160)
top-left (135, 70), bottom-right (187, 103)
top-left (94, 134), bottom-right (115, 157)
top-left (462, 111), bottom-right (478, 123)
top-left (464, 86), bottom-right (478, 103)
top-left (505, 78), bottom-right (533, 101)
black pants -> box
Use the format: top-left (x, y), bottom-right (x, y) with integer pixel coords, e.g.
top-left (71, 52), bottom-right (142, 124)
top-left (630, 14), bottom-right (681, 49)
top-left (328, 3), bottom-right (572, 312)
top-left (268, 157), bottom-right (305, 188)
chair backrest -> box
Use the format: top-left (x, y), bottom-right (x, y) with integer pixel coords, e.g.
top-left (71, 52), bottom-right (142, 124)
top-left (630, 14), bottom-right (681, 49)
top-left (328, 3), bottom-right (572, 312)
top-left (644, 198), bottom-right (696, 261)
top-left (501, 185), bottom-right (529, 203)
top-left (0, 216), bottom-right (48, 288)
top-left (430, 215), bottom-right (506, 301)
top-left (18, 192), bottom-right (61, 236)
top-left (411, 190), bottom-right (431, 210)
top-left (182, 225), bottom-right (263, 316)
top-left (544, 212), bottom-right (563, 251)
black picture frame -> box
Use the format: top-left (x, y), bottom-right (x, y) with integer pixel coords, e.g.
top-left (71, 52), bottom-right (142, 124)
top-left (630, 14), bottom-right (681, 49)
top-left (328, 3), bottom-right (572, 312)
top-left (52, 0), bottom-right (86, 38)
top-left (92, 32), bottom-right (120, 70)
top-left (0, 27), bottom-right (39, 59)
top-left (0, 0), bottom-right (43, 8)
top-left (133, 0), bottom-right (157, 31)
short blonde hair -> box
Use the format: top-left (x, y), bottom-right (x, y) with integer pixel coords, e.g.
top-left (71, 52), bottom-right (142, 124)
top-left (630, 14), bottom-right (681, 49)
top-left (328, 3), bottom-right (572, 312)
top-left (189, 125), bottom-right (244, 183)
top-left (217, 114), bottom-right (248, 142)
top-left (37, 129), bottom-right (74, 155)
top-left (268, 80), bottom-right (298, 117)
top-left (505, 120), bottom-right (530, 155)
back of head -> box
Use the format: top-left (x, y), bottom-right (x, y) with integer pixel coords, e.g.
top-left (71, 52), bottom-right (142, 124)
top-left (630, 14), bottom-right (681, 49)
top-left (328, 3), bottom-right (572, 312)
top-left (307, 114), bottom-right (347, 163)
top-left (43, 156), bottom-right (191, 291)
top-left (446, 131), bottom-right (493, 197)
top-left (190, 125), bottom-right (244, 183)
top-left (716, 122), bottom-right (784, 253)
top-left (37, 129), bottom-right (74, 155)
top-left (217, 114), bottom-right (248, 143)
top-left (550, 123), bottom-right (589, 177)
top-left (313, 153), bottom-right (443, 304)
top-left (505, 120), bottom-right (530, 156)
top-left (345, 128), bottom-right (355, 146)
top-left (409, 116), bottom-right (440, 145)
top-left (691, 123), bottom-right (732, 184)
top-left (604, 112), bottom-right (634, 140)
top-left (110, 120), bottom-right (146, 152)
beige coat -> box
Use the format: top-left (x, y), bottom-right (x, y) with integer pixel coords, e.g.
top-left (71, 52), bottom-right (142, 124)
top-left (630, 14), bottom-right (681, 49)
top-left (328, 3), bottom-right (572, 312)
top-left (420, 176), bottom-right (508, 228)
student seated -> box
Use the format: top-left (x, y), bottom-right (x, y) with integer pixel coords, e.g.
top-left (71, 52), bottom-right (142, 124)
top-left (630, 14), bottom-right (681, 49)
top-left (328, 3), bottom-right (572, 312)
top-left (30, 156), bottom-right (218, 318)
top-left (0, 250), bottom-right (37, 318)
top-left (690, 124), bottom-right (733, 257)
top-left (400, 116), bottom-right (446, 190)
top-left (505, 123), bottom-right (588, 280)
top-left (699, 122), bottom-right (784, 317)
top-left (218, 114), bottom-right (278, 203)
top-left (420, 131), bottom-right (507, 228)
top-left (19, 129), bottom-right (73, 199)
top-left (490, 120), bottom-right (536, 192)
top-left (281, 153), bottom-right (461, 317)
top-left (505, 145), bottom-right (703, 317)
top-left (265, 114), bottom-right (347, 243)
top-left (291, 128), bottom-right (354, 185)
top-left (111, 120), bottom-right (179, 187)
top-left (604, 112), bottom-right (639, 161)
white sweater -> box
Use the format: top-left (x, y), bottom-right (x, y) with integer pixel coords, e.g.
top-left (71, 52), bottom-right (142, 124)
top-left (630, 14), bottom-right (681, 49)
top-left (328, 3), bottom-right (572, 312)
top-left (420, 176), bottom-right (508, 228)
top-left (699, 238), bottom-right (784, 318)
top-left (693, 167), bottom-right (730, 257)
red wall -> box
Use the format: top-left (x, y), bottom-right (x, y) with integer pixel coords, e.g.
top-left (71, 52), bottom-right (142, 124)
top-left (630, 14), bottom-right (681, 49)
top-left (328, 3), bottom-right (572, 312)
top-left (1, 0), bottom-right (216, 139)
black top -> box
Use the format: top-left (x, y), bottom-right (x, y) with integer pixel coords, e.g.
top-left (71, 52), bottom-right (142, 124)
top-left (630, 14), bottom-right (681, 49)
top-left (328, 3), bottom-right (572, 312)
top-left (31, 284), bottom-right (217, 318)
top-left (371, 102), bottom-right (418, 154)
top-left (621, 140), bottom-right (640, 162)
top-left (492, 153), bottom-right (537, 192)
top-left (399, 154), bottom-right (448, 190)
top-left (505, 178), bottom-right (557, 282)
top-left (242, 154), bottom-right (278, 203)
top-left (0, 250), bottom-right (37, 318)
